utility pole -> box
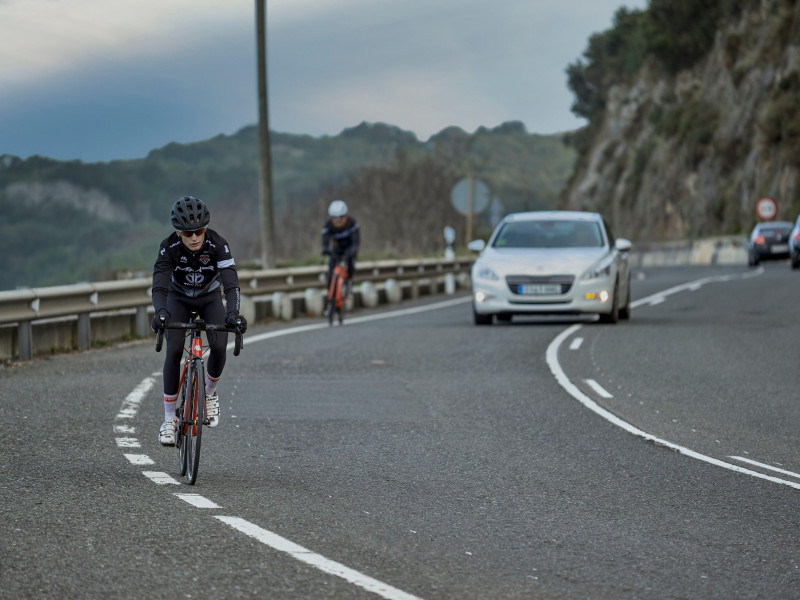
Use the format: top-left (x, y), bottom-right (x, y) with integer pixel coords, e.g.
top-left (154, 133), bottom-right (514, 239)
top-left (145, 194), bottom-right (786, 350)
top-left (256, 0), bottom-right (276, 268)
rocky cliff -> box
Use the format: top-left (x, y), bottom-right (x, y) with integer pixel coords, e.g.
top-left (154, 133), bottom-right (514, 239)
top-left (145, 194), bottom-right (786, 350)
top-left (560, 0), bottom-right (800, 241)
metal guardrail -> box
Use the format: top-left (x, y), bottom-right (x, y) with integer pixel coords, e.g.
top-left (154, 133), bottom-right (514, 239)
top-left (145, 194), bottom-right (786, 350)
top-left (0, 257), bottom-right (475, 361)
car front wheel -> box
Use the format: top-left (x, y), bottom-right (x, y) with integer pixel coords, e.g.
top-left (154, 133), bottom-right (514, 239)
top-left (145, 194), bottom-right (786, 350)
top-left (473, 305), bottom-right (493, 325)
top-left (598, 282), bottom-right (619, 324)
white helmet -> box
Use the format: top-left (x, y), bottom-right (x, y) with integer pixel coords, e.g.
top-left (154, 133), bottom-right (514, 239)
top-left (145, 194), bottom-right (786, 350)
top-left (328, 199), bottom-right (348, 218)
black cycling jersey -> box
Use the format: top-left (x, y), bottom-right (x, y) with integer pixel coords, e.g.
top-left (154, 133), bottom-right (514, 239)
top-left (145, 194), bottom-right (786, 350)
top-left (322, 216), bottom-right (360, 256)
top-left (152, 229), bottom-right (241, 314)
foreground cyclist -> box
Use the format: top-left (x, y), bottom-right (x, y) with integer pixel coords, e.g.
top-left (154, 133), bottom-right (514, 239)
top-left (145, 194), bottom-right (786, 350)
top-left (151, 196), bottom-right (247, 445)
top-left (321, 199), bottom-right (360, 309)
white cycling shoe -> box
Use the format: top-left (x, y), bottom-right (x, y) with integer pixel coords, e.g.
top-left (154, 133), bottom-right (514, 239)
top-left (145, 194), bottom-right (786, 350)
top-left (206, 394), bottom-right (220, 428)
top-left (159, 419), bottom-right (177, 446)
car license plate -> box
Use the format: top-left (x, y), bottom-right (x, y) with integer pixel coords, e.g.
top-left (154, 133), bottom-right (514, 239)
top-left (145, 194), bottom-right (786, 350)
top-left (772, 244), bottom-right (788, 253)
top-left (519, 284), bottom-right (561, 295)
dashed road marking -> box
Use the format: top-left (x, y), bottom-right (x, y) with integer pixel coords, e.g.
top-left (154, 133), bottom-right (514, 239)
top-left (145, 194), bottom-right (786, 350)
top-left (115, 437), bottom-right (141, 448)
top-left (142, 471), bottom-right (180, 485)
top-left (175, 493), bottom-right (221, 508)
top-left (584, 379), bottom-right (613, 398)
top-left (215, 516), bottom-right (422, 600)
top-left (569, 337), bottom-right (583, 350)
top-left (124, 454), bottom-right (154, 465)
top-left (551, 270), bottom-right (800, 490)
top-left (116, 375), bottom-right (157, 420)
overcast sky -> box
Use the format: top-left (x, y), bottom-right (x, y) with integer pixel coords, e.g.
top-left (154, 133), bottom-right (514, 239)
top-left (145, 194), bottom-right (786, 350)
top-left (0, 0), bottom-right (647, 163)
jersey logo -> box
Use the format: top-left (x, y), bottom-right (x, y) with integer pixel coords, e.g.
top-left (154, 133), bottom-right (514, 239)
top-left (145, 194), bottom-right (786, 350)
top-left (224, 244), bottom-right (230, 255)
top-left (199, 255), bottom-right (211, 265)
top-left (180, 256), bottom-right (188, 263)
top-left (160, 248), bottom-right (165, 256)
top-left (185, 272), bottom-right (205, 286)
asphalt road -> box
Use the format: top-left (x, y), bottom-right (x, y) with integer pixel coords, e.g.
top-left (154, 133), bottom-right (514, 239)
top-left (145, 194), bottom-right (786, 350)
top-left (2, 264), bottom-right (800, 599)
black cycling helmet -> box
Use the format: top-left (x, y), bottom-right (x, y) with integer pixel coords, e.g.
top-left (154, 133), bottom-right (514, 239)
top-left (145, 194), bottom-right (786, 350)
top-left (171, 196), bottom-right (210, 230)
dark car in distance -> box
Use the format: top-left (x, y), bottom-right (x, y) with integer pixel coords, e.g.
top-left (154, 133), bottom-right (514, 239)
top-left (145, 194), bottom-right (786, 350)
top-left (748, 221), bottom-right (793, 266)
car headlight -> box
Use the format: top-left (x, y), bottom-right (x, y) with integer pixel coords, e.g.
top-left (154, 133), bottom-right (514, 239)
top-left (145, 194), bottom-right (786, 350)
top-left (581, 258), bottom-right (613, 280)
top-left (475, 265), bottom-right (500, 281)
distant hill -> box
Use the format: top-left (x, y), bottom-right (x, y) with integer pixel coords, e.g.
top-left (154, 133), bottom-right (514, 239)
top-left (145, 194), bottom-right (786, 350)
top-left (0, 121), bottom-right (575, 289)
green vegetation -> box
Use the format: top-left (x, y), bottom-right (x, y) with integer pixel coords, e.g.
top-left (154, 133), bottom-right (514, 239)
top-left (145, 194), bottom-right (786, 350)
top-left (1, 121), bottom-right (575, 290)
top-left (567, 1), bottom-right (745, 132)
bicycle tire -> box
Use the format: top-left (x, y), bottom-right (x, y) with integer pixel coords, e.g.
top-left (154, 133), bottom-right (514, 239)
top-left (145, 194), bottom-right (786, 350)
top-left (327, 273), bottom-right (337, 326)
top-left (185, 360), bottom-right (205, 485)
top-left (177, 371), bottom-right (189, 476)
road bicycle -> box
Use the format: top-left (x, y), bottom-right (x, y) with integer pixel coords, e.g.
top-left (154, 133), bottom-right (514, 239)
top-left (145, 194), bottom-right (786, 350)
top-left (155, 314), bottom-right (243, 484)
top-left (325, 254), bottom-right (350, 326)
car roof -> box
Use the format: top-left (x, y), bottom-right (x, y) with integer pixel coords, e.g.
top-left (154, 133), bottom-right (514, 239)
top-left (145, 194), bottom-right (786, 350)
top-left (503, 210), bottom-right (603, 223)
top-left (755, 221), bottom-right (793, 229)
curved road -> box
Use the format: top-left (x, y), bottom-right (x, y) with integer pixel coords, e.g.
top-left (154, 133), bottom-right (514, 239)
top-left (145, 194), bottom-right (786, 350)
top-left (2, 264), bottom-right (800, 599)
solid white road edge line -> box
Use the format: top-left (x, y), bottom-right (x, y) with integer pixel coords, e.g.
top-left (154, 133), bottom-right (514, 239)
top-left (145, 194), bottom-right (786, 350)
top-left (728, 456), bottom-right (800, 480)
top-left (548, 268), bottom-right (800, 490)
top-left (215, 516), bottom-right (423, 600)
top-left (229, 296), bottom-right (471, 350)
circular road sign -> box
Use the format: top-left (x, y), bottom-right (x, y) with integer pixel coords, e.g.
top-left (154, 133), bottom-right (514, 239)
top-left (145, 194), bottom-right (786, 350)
top-left (450, 177), bottom-right (490, 216)
top-left (755, 196), bottom-right (778, 221)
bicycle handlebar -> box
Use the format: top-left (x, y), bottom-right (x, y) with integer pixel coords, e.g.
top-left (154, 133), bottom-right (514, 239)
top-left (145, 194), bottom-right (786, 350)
top-left (155, 321), bottom-right (244, 356)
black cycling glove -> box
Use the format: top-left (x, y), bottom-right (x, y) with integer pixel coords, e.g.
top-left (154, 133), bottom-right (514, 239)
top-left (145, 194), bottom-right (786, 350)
top-left (226, 311), bottom-right (247, 334)
top-left (151, 308), bottom-right (170, 331)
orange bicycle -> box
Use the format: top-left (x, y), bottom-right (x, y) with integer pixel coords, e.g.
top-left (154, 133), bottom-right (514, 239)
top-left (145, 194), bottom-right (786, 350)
top-left (155, 313), bottom-right (243, 484)
top-left (326, 255), bottom-right (349, 326)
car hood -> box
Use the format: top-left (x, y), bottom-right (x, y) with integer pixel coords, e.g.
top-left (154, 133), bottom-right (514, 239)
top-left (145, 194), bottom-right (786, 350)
top-left (475, 247), bottom-right (611, 277)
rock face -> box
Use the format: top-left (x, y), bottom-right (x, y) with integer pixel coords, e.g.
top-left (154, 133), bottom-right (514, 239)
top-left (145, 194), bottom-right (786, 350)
top-left (560, 1), bottom-right (800, 241)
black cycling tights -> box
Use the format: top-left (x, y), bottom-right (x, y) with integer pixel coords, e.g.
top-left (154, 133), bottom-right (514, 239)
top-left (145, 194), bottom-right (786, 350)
top-left (163, 291), bottom-right (228, 396)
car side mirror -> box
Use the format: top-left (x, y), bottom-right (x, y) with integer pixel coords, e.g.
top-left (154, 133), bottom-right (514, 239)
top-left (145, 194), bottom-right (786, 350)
top-left (468, 240), bottom-right (486, 253)
top-left (615, 238), bottom-right (632, 252)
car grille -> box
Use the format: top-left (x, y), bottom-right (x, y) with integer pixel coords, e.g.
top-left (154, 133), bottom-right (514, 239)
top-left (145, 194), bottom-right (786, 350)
top-left (506, 275), bottom-right (575, 295)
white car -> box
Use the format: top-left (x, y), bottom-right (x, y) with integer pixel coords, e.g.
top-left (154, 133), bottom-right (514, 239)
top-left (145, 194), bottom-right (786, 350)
top-left (469, 211), bottom-right (632, 325)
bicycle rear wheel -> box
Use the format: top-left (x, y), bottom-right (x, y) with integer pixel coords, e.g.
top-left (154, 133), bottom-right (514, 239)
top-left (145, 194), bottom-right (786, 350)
top-left (185, 360), bottom-right (205, 485)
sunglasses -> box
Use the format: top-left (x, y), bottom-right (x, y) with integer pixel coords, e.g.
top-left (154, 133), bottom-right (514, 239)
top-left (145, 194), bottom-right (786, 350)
top-left (180, 228), bottom-right (206, 238)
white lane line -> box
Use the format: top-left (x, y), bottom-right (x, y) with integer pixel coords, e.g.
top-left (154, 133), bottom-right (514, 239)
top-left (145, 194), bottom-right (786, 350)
top-left (230, 296), bottom-right (471, 350)
top-left (728, 456), bottom-right (800, 479)
top-left (115, 437), bottom-right (141, 448)
top-left (142, 471), bottom-right (181, 485)
top-left (215, 516), bottom-right (423, 600)
top-left (175, 494), bottom-right (221, 508)
top-left (569, 337), bottom-right (583, 350)
top-left (584, 379), bottom-right (613, 398)
top-left (116, 374), bottom-right (158, 420)
top-left (124, 454), bottom-right (154, 465)
top-left (547, 325), bottom-right (800, 490)
top-left (630, 268), bottom-right (763, 310)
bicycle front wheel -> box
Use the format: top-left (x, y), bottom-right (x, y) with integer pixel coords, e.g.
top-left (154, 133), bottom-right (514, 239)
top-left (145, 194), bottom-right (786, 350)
top-left (185, 360), bottom-right (205, 485)
top-left (177, 374), bottom-right (189, 476)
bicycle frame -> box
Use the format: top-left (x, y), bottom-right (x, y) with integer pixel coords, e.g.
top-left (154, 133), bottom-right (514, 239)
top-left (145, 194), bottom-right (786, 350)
top-left (155, 315), bottom-right (243, 484)
top-left (327, 259), bottom-right (349, 309)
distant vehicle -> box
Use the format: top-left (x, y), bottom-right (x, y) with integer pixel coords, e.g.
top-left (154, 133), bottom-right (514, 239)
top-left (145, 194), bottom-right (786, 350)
top-left (747, 221), bottom-right (792, 267)
top-left (789, 217), bottom-right (800, 269)
top-left (468, 211), bottom-right (632, 325)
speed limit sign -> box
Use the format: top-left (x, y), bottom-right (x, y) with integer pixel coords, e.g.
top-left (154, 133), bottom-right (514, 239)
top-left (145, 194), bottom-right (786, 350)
top-left (755, 196), bottom-right (778, 221)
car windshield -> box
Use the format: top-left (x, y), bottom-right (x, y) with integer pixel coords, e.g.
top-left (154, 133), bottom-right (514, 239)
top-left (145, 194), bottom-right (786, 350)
top-left (760, 224), bottom-right (792, 234)
top-left (492, 220), bottom-right (604, 249)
